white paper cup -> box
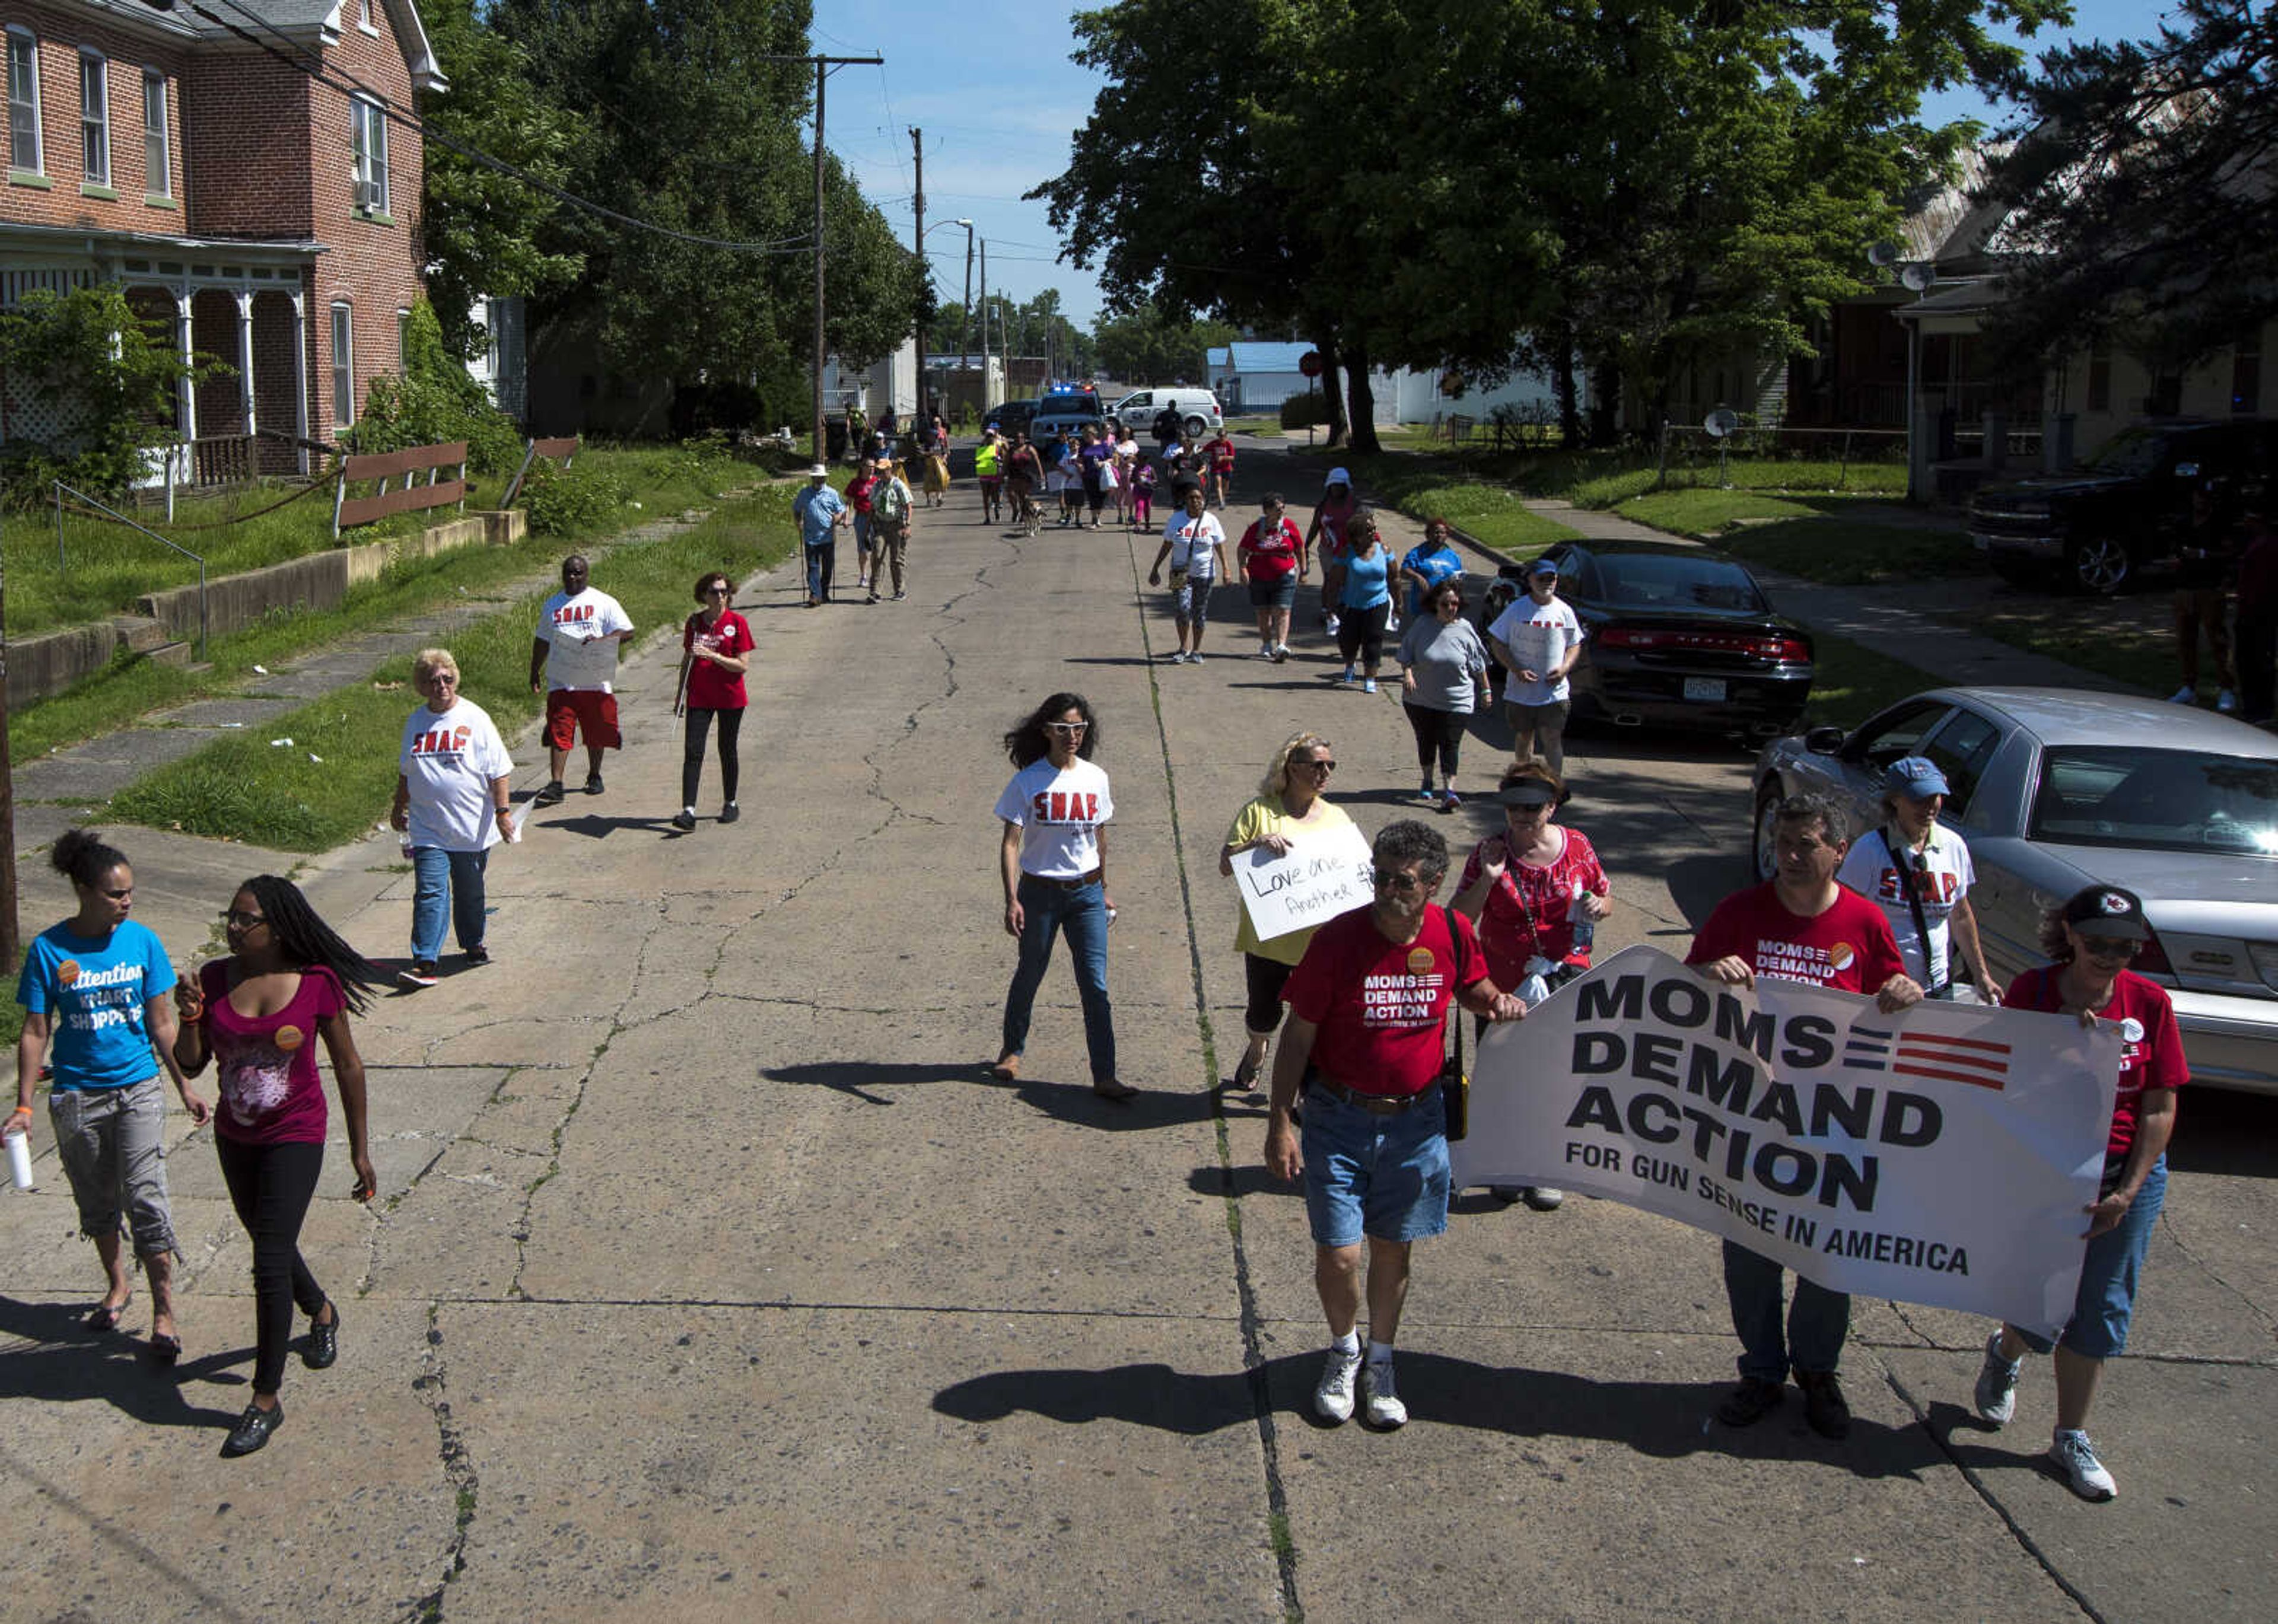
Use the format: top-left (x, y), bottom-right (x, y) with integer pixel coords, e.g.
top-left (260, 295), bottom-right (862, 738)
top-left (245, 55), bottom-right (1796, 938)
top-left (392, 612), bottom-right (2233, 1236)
top-left (4, 1126), bottom-right (33, 1191)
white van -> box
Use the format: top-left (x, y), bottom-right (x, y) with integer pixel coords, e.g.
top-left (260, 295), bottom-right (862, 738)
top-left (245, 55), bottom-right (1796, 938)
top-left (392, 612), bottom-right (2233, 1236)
top-left (1111, 387), bottom-right (1223, 440)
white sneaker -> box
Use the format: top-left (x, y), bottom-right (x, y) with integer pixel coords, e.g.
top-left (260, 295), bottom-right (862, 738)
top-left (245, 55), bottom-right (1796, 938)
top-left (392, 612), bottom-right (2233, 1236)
top-left (1259, 641), bottom-right (1274, 658)
top-left (1340, 665), bottom-right (1357, 684)
top-left (1325, 614), bottom-right (1341, 636)
top-left (1271, 644), bottom-right (1290, 663)
top-left (2217, 688), bottom-right (2239, 713)
top-left (1188, 651), bottom-right (1204, 664)
top-left (2168, 684), bottom-right (2199, 705)
top-left (1974, 1330), bottom-right (2022, 1426)
top-left (2049, 1429), bottom-right (2116, 1500)
top-left (1522, 1186), bottom-right (1564, 1211)
top-left (1313, 1345), bottom-right (1361, 1423)
top-left (1361, 1359), bottom-right (1408, 1428)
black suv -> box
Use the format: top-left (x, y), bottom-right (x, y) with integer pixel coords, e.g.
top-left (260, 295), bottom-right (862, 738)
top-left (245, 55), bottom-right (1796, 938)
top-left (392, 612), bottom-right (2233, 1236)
top-left (1968, 418), bottom-right (2278, 594)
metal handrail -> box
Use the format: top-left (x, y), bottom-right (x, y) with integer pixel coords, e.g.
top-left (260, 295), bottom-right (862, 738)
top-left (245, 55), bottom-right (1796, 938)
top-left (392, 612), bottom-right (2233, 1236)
top-left (52, 482), bottom-right (208, 659)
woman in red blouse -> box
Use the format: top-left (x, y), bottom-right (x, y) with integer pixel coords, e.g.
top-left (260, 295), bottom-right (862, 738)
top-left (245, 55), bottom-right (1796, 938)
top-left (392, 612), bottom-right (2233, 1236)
top-left (174, 876), bottom-right (379, 1457)
top-left (1974, 885), bottom-right (2185, 1502)
top-left (672, 571), bottom-right (756, 830)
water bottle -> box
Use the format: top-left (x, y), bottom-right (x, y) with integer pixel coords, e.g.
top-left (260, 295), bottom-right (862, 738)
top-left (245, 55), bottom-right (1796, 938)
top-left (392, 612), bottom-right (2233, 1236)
top-left (5, 1124), bottom-right (33, 1191)
top-left (1567, 881), bottom-right (1596, 953)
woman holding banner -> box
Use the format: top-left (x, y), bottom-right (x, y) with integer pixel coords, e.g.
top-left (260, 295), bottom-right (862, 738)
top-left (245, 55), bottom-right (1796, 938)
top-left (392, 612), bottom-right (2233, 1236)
top-left (1217, 733), bottom-right (1354, 1093)
top-left (1450, 762), bottom-right (1611, 1211)
top-left (1972, 884), bottom-right (2183, 1502)
top-left (1835, 757), bottom-right (2002, 1004)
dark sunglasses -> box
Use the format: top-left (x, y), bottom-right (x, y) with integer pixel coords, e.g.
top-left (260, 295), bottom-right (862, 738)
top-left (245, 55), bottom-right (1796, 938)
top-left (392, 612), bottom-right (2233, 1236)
top-left (1294, 757), bottom-right (1336, 773)
top-left (222, 909), bottom-right (268, 929)
top-left (1373, 870), bottom-right (1429, 893)
top-left (2078, 935), bottom-right (2140, 960)
top-left (704, 586), bottom-right (734, 597)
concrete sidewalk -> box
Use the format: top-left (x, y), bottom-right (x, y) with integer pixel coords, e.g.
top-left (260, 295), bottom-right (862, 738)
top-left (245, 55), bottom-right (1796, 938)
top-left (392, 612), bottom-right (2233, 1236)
top-left (0, 450), bottom-right (2266, 1622)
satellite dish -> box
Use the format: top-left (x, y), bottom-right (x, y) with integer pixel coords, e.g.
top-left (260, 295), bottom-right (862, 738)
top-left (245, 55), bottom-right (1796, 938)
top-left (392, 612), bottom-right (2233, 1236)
top-left (1898, 263), bottom-right (1936, 293)
top-left (1703, 409), bottom-right (1741, 438)
top-left (1866, 241), bottom-right (1901, 268)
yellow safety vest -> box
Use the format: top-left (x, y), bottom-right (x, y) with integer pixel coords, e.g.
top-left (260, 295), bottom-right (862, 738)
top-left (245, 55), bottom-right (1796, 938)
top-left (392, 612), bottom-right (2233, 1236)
top-left (975, 442), bottom-right (1001, 476)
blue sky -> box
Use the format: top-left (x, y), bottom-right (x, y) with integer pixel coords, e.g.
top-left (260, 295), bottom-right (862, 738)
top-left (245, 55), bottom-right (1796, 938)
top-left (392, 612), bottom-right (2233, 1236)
top-left (817, 0), bottom-right (2165, 335)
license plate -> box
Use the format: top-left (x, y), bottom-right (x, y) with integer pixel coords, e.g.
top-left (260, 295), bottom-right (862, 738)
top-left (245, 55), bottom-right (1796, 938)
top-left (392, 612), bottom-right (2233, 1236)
top-left (1683, 677), bottom-right (1727, 702)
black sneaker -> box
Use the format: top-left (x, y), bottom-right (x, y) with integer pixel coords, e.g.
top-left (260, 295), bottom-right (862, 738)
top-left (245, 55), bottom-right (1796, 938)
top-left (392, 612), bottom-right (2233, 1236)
top-left (1716, 1377), bottom-right (1784, 1428)
top-left (671, 810), bottom-right (696, 832)
top-left (719, 803), bottom-right (741, 824)
top-left (532, 781), bottom-right (565, 807)
top-left (584, 772), bottom-right (606, 796)
top-left (397, 962), bottom-right (440, 989)
top-left (304, 1302), bottom-right (339, 1370)
top-left (221, 1398), bottom-right (285, 1457)
top-left (1797, 1370), bottom-right (1851, 1439)
top-left (463, 944), bottom-right (491, 966)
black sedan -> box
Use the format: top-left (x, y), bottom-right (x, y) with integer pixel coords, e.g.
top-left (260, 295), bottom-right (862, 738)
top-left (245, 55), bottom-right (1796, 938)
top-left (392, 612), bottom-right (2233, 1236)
top-left (1484, 540), bottom-right (1814, 737)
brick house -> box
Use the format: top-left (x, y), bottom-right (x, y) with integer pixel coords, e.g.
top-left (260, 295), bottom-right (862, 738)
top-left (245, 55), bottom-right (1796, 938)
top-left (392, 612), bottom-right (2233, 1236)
top-left (1, 0), bottom-right (442, 473)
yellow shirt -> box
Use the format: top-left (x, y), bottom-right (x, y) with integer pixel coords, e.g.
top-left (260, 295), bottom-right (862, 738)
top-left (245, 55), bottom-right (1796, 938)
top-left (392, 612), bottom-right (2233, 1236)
top-left (1223, 794), bottom-right (1356, 964)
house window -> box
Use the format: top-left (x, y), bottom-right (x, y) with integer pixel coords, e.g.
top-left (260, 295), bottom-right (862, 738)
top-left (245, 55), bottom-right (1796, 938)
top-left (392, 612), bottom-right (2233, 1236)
top-left (2085, 342), bottom-right (2111, 413)
top-left (358, 0), bottom-right (374, 28)
top-left (331, 302), bottom-right (354, 428)
top-left (142, 72), bottom-right (168, 197)
top-left (2147, 365), bottom-right (2183, 416)
top-left (397, 307), bottom-right (411, 365)
top-left (350, 97), bottom-right (387, 214)
top-left (79, 51), bottom-right (107, 186)
top-left (2233, 332), bottom-right (2261, 415)
top-left (7, 29), bottom-right (39, 174)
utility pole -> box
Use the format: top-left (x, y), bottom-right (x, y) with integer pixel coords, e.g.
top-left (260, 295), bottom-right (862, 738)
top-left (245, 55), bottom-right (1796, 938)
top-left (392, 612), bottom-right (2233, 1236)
top-left (753, 50), bottom-right (880, 466)
top-left (911, 126), bottom-right (925, 429)
top-left (978, 239), bottom-right (990, 410)
top-left (959, 224), bottom-right (974, 400)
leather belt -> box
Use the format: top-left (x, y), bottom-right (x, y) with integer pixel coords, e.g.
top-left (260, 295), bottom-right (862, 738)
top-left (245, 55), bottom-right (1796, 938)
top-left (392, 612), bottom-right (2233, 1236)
top-left (1026, 868), bottom-right (1103, 891)
top-left (1307, 1075), bottom-right (1428, 1116)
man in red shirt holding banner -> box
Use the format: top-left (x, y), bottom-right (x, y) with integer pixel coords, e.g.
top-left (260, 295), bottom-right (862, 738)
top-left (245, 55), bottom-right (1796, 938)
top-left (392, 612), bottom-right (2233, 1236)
top-left (1265, 821), bottom-right (1528, 1430)
top-left (1686, 792), bottom-right (1922, 1440)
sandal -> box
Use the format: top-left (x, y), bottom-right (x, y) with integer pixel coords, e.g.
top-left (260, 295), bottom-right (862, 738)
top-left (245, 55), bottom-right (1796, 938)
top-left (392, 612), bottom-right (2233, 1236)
top-left (1230, 1050), bottom-right (1262, 1091)
top-left (987, 1054), bottom-right (1020, 1082)
top-left (86, 1289), bottom-right (134, 1333)
top-left (149, 1332), bottom-right (182, 1366)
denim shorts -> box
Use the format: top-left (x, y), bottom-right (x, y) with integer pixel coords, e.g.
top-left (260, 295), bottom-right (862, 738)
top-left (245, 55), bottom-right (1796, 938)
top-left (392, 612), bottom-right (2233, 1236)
top-left (1300, 1076), bottom-right (1450, 1247)
top-left (2015, 1155), bottom-right (2167, 1360)
top-left (1248, 576), bottom-right (1298, 610)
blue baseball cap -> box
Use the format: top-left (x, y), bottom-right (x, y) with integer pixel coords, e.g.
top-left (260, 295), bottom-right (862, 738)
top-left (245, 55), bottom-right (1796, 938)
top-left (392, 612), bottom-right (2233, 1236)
top-left (1526, 556), bottom-right (1561, 577)
top-left (1885, 756), bottom-right (1950, 798)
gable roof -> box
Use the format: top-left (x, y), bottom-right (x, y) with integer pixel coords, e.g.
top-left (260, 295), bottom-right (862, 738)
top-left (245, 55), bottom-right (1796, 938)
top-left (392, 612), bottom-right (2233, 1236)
top-left (179, 0), bottom-right (447, 93)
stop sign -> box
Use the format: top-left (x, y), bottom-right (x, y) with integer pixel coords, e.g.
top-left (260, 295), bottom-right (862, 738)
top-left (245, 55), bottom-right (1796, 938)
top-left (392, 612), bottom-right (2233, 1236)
top-left (1299, 350), bottom-right (1322, 378)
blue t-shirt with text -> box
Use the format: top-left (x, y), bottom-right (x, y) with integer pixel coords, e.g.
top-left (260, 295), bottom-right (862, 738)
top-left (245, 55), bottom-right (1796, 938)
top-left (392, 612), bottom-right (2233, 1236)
top-left (16, 919), bottom-right (176, 1091)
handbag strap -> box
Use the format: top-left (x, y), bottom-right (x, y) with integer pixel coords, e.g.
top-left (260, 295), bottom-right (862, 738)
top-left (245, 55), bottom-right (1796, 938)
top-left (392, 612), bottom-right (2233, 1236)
top-left (1440, 905), bottom-right (1469, 1071)
top-left (1879, 827), bottom-right (1942, 991)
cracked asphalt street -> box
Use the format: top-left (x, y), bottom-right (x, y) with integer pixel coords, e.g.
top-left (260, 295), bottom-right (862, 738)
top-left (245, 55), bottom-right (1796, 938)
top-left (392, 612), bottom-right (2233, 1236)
top-left (2, 447), bottom-right (2272, 1622)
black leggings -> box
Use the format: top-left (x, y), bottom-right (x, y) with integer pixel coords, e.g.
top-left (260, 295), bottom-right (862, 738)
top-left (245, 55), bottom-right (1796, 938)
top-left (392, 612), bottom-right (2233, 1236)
top-left (1244, 952), bottom-right (1296, 1036)
top-left (215, 1136), bottom-right (326, 1397)
top-left (683, 706), bottom-right (745, 807)
top-left (1336, 600), bottom-right (1390, 667)
top-left (1404, 701), bottom-right (1469, 778)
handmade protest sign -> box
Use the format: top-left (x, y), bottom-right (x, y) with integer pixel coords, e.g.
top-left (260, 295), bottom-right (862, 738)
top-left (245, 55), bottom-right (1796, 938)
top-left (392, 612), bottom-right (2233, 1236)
top-left (1452, 945), bottom-right (2121, 1336)
top-left (1233, 821), bottom-right (1376, 942)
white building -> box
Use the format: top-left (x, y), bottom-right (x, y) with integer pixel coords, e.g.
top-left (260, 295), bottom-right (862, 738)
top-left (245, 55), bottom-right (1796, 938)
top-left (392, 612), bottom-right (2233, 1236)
top-left (1208, 341), bottom-right (1573, 426)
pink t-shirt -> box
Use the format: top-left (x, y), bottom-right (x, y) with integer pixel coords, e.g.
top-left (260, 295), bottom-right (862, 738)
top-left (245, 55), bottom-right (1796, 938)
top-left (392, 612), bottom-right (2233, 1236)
top-left (1457, 827), bottom-right (1609, 988)
top-left (201, 961), bottom-right (345, 1145)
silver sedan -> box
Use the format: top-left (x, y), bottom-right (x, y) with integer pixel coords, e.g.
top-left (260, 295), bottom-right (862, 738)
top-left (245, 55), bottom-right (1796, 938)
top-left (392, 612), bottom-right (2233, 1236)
top-left (1751, 686), bottom-right (2278, 1095)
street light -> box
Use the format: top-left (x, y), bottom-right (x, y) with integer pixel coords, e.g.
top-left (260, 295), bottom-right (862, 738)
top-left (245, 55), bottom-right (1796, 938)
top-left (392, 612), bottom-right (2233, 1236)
top-left (921, 217), bottom-right (974, 423)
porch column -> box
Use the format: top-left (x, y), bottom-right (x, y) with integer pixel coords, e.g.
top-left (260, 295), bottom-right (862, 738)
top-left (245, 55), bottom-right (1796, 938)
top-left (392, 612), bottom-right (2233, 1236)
top-left (234, 290), bottom-right (257, 438)
top-left (288, 289), bottom-right (309, 475)
top-left (173, 287), bottom-right (198, 445)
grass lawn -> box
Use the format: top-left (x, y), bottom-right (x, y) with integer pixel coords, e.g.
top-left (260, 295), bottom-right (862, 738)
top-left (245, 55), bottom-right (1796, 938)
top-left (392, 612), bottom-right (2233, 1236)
top-left (106, 489), bottom-right (801, 850)
top-left (1801, 631), bottom-right (1940, 730)
top-left (1273, 448), bottom-right (1579, 558)
top-left (1677, 516), bottom-right (1982, 588)
top-left (7, 445), bottom-right (758, 766)
top-left (1937, 593), bottom-right (2174, 696)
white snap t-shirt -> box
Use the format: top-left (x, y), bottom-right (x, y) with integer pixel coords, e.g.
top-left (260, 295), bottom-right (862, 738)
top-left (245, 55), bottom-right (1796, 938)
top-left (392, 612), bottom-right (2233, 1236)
top-left (536, 587), bottom-right (634, 692)
top-left (994, 756), bottom-right (1114, 878)
top-left (1837, 825), bottom-right (1977, 989)
top-left (399, 698), bottom-right (514, 851)
top-left (1487, 594), bottom-right (1584, 705)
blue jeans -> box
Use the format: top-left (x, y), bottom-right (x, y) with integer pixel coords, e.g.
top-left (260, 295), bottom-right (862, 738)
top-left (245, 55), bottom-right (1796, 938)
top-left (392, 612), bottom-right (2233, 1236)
top-left (1723, 1240), bottom-right (1850, 1381)
top-left (2015, 1155), bottom-right (2166, 1360)
top-left (1000, 874), bottom-right (1115, 1084)
top-left (1300, 1079), bottom-right (1450, 1246)
top-left (804, 540), bottom-right (836, 600)
top-left (411, 845), bottom-right (489, 961)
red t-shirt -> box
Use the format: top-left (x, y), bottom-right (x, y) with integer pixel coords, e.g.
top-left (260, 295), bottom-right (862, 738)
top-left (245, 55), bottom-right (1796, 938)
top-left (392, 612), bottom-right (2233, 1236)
top-left (1205, 437), bottom-right (1236, 473)
top-left (682, 610), bottom-right (755, 709)
top-left (201, 961), bottom-right (345, 1145)
top-left (1284, 904), bottom-right (1487, 1098)
top-left (1458, 827), bottom-right (1609, 988)
top-left (1240, 516), bottom-right (1303, 582)
top-left (845, 474), bottom-right (877, 515)
top-left (1313, 492), bottom-right (1359, 559)
top-left (2003, 967), bottom-right (2187, 1158)
top-left (1685, 882), bottom-right (1905, 993)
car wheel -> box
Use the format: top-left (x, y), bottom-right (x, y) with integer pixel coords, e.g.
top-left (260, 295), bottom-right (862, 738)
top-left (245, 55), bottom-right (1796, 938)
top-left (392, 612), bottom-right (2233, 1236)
top-left (1184, 415), bottom-right (1208, 440)
top-left (1750, 785), bottom-right (1781, 883)
top-left (2066, 534), bottom-right (2131, 596)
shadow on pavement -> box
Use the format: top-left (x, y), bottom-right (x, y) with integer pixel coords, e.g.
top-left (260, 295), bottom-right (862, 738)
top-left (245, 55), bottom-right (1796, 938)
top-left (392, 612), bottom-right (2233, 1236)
top-left (762, 1060), bottom-right (1006, 1105)
top-left (0, 1297), bottom-right (247, 1429)
top-left (1187, 1164), bottom-right (1294, 1201)
top-left (1916, 1396), bottom-right (2075, 1489)
top-left (933, 1351), bottom-right (1950, 1475)
top-left (532, 813), bottom-right (680, 840)
top-left (2166, 1088), bottom-right (2278, 1179)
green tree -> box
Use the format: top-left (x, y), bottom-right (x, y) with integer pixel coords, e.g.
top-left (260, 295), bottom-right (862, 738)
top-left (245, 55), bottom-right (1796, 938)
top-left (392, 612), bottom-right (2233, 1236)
top-left (0, 285), bottom-right (214, 506)
top-left (419, 0), bottom-right (585, 362)
top-left (1092, 303), bottom-right (1236, 385)
top-left (1983, 0), bottom-right (2276, 376)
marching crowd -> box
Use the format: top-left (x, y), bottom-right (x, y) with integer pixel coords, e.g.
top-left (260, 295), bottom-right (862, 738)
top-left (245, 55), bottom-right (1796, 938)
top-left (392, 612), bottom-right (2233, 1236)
top-left (5, 435), bottom-right (2185, 1506)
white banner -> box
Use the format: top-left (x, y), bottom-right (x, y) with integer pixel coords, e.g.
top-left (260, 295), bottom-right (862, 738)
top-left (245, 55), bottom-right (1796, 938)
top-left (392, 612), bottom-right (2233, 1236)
top-left (1233, 821), bottom-right (1376, 942)
top-left (1451, 946), bottom-right (2121, 1336)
